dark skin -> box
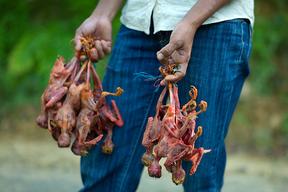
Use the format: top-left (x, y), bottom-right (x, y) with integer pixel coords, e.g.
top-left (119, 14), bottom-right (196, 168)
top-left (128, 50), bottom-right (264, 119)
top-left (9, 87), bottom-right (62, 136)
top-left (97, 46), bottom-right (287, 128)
top-left (157, 0), bottom-right (230, 84)
top-left (74, 0), bottom-right (230, 82)
top-left (74, 0), bottom-right (123, 59)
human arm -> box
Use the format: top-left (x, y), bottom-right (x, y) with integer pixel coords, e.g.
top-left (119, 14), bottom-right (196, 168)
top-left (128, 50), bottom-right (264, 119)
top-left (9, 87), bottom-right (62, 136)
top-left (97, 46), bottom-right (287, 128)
top-left (157, 0), bottom-right (230, 84)
top-left (74, 0), bottom-right (123, 60)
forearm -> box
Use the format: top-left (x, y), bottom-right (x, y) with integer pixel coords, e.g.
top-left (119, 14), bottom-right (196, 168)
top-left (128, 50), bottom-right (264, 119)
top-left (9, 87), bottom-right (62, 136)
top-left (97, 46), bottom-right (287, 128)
top-left (90, 0), bottom-right (123, 21)
top-left (183, 0), bottom-right (230, 29)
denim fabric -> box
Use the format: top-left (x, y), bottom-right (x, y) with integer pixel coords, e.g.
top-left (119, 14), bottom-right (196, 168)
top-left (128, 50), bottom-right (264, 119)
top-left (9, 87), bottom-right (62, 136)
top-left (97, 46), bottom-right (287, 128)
top-left (80, 19), bottom-right (252, 192)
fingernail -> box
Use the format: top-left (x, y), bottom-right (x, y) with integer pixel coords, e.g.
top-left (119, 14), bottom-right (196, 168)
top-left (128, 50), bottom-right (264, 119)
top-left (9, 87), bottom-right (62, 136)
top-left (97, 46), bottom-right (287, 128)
top-left (157, 53), bottom-right (164, 60)
top-left (75, 43), bottom-right (81, 51)
top-left (160, 80), bottom-right (166, 86)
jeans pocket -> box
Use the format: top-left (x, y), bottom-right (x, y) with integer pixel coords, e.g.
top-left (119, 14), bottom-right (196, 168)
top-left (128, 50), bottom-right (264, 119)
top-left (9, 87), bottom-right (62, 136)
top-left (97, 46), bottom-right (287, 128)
top-left (228, 19), bottom-right (252, 80)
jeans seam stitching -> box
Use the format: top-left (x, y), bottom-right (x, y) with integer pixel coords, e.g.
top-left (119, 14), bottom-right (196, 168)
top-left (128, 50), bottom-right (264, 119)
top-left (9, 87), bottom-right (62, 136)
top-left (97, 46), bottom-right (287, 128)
top-left (237, 22), bottom-right (245, 63)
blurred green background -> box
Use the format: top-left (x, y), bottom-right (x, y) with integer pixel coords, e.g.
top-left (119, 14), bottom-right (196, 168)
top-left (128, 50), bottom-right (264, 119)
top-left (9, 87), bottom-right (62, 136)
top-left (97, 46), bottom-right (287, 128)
top-left (0, 0), bottom-right (287, 192)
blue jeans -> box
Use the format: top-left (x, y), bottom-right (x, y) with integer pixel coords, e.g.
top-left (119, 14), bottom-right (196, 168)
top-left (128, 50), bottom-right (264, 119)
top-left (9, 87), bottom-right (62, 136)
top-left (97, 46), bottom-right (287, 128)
top-left (80, 19), bottom-right (252, 192)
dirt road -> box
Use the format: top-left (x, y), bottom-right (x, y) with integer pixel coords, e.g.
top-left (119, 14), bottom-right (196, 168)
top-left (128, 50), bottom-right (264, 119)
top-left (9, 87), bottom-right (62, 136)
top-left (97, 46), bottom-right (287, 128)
top-left (0, 132), bottom-right (287, 192)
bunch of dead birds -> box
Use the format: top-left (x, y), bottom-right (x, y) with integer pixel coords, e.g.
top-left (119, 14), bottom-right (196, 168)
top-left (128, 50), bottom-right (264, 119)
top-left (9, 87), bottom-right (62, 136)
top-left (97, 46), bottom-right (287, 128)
top-left (141, 64), bottom-right (210, 185)
top-left (36, 37), bottom-right (124, 156)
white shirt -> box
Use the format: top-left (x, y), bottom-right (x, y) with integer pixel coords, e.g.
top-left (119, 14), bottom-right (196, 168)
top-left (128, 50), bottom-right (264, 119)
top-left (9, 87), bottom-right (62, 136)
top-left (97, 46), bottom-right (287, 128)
top-left (120, 0), bottom-right (254, 34)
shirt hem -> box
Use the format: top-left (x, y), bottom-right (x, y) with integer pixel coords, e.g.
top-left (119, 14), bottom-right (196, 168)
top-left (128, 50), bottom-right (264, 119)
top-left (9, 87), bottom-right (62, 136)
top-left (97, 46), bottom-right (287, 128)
top-left (153, 17), bottom-right (254, 34)
top-left (121, 15), bottom-right (254, 35)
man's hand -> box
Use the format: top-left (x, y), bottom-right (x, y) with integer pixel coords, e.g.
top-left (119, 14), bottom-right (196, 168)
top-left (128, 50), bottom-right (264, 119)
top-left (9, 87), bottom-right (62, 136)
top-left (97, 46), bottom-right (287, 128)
top-left (73, 0), bottom-right (122, 60)
top-left (157, 0), bottom-right (230, 84)
top-left (74, 16), bottom-right (112, 60)
top-left (157, 21), bottom-right (197, 84)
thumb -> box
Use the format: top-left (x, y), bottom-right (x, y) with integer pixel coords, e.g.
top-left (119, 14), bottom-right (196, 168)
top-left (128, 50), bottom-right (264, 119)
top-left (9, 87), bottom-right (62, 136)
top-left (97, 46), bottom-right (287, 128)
top-left (159, 72), bottom-right (185, 86)
top-left (74, 34), bottom-right (82, 51)
top-left (160, 62), bottom-right (188, 85)
top-left (157, 41), bottom-right (182, 64)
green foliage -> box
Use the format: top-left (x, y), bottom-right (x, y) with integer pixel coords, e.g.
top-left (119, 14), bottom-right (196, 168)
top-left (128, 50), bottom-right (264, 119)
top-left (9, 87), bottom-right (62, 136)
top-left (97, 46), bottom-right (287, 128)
top-left (0, 0), bottom-right (120, 107)
top-left (250, 0), bottom-right (288, 101)
top-left (9, 25), bottom-right (73, 80)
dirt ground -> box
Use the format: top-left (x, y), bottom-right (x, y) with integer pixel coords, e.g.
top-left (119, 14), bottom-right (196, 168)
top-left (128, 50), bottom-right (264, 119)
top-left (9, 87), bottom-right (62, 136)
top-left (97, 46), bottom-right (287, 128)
top-left (0, 130), bottom-right (287, 192)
